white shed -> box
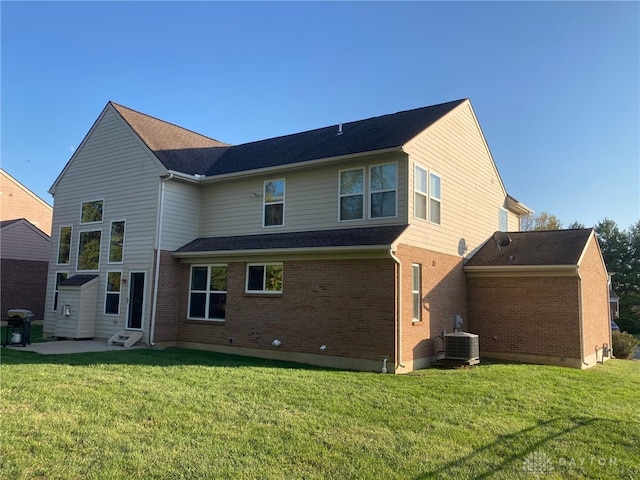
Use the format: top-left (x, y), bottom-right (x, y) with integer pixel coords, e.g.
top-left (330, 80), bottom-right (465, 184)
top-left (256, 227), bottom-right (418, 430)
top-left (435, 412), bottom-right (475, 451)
top-left (54, 274), bottom-right (99, 339)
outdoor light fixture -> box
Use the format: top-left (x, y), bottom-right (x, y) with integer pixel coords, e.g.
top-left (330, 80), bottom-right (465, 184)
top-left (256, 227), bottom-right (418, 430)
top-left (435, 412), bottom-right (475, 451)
top-left (63, 305), bottom-right (71, 317)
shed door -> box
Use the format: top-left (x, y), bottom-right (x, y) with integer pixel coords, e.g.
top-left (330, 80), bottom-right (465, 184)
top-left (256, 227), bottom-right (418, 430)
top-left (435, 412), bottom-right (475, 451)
top-left (127, 272), bottom-right (145, 330)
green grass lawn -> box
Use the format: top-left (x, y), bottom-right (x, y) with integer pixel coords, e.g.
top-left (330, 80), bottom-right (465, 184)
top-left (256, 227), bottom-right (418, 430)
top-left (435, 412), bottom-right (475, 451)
top-left (1, 348), bottom-right (638, 480)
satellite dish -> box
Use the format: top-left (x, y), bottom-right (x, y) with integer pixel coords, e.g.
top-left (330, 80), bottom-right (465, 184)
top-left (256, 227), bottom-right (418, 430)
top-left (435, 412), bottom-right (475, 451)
top-left (493, 231), bottom-right (512, 248)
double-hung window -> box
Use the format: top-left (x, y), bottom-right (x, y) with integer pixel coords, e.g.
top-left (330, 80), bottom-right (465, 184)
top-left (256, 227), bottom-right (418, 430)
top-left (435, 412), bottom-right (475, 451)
top-left (412, 264), bottom-right (422, 322)
top-left (429, 173), bottom-right (441, 225)
top-left (264, 179), bottom-right (285, 227)
top-left (105, 272), bottom-right (122, 315)
top-left (414, 165), bottom-right (442, 225)
top-left (414, 166), bottom-right (428, 221)
top-left (246, 263), bottom-right (283, 294)
top-left (339, 168), bottom-right (364, 221)
top-left (370, 163), bottom-right (397, 218)
top-left (499, 208), bottom-right (509, 232)
top-left (189, 265), bottom-right (227, 320)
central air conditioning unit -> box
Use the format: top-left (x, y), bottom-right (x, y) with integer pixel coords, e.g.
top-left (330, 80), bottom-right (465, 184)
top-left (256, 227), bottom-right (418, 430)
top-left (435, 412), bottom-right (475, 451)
top-left (444, 332), bottom-right (480, 365)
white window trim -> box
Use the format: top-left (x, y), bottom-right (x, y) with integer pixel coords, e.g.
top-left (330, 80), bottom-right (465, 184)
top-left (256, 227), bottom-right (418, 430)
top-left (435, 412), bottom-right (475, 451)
top-left (369, 162), bottom-right (398, 219)
top-left (108, 219), bottom-right (126, 264)
top-left (105, 270), bottom-right (122, 316)
top-left (53, 271), bottom-right (69, 311)
top-left (187, 264), bottom-right (227, 321)
top-left (245, 263), bottom-right (283, 294)
top-left (79, 198), bottom-right (105, 225)
top-left (76, 229), bottom-right (102, 272)
top-left (499, 207), bottom-right (509, 232)
top-left (412, 263), bottom-right (421, 322)
top-left (414, 165), bottom-right (428, 222)
top-left (263, 179), bottom-right (285, 228)
top-left (338, 167), bottom-right (365, 222)
top-left (56, 225), bottom-right (73, 265)
top-left (429, 171), bottom-right (442, 226)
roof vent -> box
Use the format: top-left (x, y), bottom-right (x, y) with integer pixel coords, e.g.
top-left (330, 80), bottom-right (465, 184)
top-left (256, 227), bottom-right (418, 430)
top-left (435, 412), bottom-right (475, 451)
top-left (336, 123), bottom-right (343, 136)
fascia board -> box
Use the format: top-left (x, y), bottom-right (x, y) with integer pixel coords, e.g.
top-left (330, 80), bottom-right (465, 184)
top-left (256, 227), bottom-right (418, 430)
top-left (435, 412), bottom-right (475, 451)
top-left (464, 264), bottom-right (579, 277)
top-left (172, 244), bottom-right (391, 259)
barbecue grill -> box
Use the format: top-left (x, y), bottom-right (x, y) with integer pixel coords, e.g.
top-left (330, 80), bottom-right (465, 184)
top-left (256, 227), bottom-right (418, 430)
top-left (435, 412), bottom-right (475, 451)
top-left (3, 309), bottom-right (34, 347)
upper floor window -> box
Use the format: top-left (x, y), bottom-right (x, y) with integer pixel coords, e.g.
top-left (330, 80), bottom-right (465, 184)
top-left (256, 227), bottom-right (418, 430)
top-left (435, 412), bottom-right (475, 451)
top-left (370, 163), bottom-right (397, 218)
top-left (80, 200), bottom-right (103, 224)
top-left (499, 208), bottom-right (509, 232)
top-left (57, 226), bottom-right (72, 265)
top-left (246, 263), bottom-right (283, 294)
top-left (339, 168), bottom-right (364, 221)
top-left (188, 265), bottom-right (227, 320)
top-left (77, 230), bottom-right (101, 271)
top-left (264, 179), bottom-right (284, 227)
top-left (414, 166), bottom-right (428, 221)
top-left (108, 220), bottom-right (125, 263)
top-left (429, 172), bottom-right (441, 225)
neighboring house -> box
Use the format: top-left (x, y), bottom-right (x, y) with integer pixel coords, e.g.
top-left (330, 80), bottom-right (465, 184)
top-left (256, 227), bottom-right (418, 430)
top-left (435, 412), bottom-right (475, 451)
top-left (1, 219), bottom-right (50, 319)
top-left (464, 229), bottom-right (612, 368)
top-left (0, 168), bottom-right (53, 235)
top-left (43, 99), bottom-right (610, 371)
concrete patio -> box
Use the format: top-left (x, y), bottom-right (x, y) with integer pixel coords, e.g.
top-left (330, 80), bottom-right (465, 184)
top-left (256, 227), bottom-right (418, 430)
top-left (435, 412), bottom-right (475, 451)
top-left (4, 339), bottom-right (146, 355)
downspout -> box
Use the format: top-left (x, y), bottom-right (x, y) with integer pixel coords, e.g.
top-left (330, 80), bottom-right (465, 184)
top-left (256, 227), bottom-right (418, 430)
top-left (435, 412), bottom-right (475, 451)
top-left (577, 270), bottom-right (589, 367)
top-left (150, 173), bottom-right (173, 346)
top-left (389, 248), bottom-right (405, 371)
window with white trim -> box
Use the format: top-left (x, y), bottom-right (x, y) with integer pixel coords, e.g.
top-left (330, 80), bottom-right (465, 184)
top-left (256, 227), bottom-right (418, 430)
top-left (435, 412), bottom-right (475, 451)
top-left (339, 168), bottom-right (364, 221)
top-left (429, 172), bottom-right (441, 225)
top-left (246, 263), bottom-right (283, 294)
top-left (57, 226), bottom-right (72, 265)
top-left (370, 163), bottom-right (397, 218)
top-left (53, 272), bottom-right (68, 311)
top-left (414, 166), bottom-right (428, 221)
top-left (108, 220), bottom-right (125, 263)
top-left (77, 230), bottom-right (102, 271)
top-left (412, 264), bottom-right (422, 321)
top-left (189, 265), bottom-right (227, 320)
top-left (499, 208), bottom-right (509, 232)
top-left (80, 199), bottom-right (103, 224)
top-left (105, 271), bottom-right (122, 315)
top-left (264, 179), bottom-right (285, 227)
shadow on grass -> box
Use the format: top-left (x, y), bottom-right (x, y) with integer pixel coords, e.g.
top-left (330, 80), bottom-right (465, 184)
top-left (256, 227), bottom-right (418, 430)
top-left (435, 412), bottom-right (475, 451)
top-left (413, 416), bottom-right (617, 479)
top-left (0, 345), bottom-right (340, 372)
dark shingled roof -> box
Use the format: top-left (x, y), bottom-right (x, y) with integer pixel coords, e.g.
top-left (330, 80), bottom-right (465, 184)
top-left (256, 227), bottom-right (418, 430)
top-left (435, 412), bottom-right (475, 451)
top-left (175, 225), bottom-right (409, 254)
top-left (111, 99), bottom-right (466, 177)
top-left (59, 274), bottom-right (99, 287)
top-left (464, 229), bottom-right (594, 267)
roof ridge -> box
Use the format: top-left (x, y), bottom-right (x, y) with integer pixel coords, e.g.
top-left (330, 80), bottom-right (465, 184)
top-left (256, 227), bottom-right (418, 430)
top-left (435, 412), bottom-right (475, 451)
top-left (109, 101), bottom-right (230, 145)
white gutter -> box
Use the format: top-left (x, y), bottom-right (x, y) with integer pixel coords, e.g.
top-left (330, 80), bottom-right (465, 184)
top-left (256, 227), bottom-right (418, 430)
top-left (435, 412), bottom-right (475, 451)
top-left (389, 248), bottom-right (404, 371)
top-left (150, 173), bottom-right (174, 346)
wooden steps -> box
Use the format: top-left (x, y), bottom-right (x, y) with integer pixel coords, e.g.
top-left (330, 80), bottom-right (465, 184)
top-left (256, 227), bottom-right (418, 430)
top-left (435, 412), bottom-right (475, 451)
top-left (108, 330), bottom-right (143, 348)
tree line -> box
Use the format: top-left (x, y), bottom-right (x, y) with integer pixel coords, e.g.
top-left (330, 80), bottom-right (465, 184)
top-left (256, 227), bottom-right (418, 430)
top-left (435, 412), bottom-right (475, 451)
top-left (521, 212), bottom-right (639, 333)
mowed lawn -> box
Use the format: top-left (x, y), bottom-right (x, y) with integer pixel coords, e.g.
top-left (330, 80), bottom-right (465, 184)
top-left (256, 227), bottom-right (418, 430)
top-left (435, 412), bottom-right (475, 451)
top-left (1, 346), bottom-right (638, 480)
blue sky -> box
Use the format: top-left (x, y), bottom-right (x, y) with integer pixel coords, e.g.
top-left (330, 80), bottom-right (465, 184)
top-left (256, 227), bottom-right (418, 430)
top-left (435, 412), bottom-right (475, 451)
top-left (2, 1), bottom-right (639, 229)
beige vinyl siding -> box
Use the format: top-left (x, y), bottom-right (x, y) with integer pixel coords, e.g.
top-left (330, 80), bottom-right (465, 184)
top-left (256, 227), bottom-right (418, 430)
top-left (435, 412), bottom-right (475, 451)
top-left (44, 106), bottom-right (165, 338)
top-left (0, 222), bottom-right (50, 261)
top-left (160, 181), bottom-right (201, 250)
top-left (404, 101), bottom-right (511, 258)
top-left (199, 153), bottom-right (407, 237)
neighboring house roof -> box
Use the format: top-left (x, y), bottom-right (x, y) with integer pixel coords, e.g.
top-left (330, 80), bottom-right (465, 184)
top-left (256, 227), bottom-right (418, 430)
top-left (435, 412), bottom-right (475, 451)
top-left (174, 225), bottom-right (409, 256)
top-left (0, 218), bottom-right (50, 239)
top-left (464, 229), bottom-right (594, 267)
top-left (111, 99), bottom-right (466, 177)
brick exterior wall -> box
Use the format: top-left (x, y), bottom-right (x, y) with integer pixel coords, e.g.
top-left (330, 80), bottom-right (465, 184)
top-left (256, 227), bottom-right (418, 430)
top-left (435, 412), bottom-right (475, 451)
top-left (467, 275), bottom-right (583, 361)
top-left (155, 255), bottom-right (398, 362)
top-left (1, 259), bottom-right (48, 319)
top-left (396, 245), bottom-right (467, 367)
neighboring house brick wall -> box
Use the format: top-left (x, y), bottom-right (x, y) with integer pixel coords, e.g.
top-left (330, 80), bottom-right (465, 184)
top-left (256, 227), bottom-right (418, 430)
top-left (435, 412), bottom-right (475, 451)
top-left (396, 244), bottom-right (467, 368)
top-left (176, 258), bottom-right (396, 362)
top-left (466, 275), bottom-right (582, 362)
top-left (1, 259), bottom-right (48, 319)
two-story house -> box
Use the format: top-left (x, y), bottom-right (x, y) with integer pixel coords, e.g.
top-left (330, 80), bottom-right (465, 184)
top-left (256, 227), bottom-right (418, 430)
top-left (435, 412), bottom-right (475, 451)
top-left (43, 99), bottom-right (611, 371)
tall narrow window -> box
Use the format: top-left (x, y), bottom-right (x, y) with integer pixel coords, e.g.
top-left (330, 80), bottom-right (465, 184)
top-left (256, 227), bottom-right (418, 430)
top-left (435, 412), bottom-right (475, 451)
top-left (264, 180), bottom-right (285, 227)
top-left (246, 263), bottom-right (283, 294)
top-left (80, 200), bottom-right (103, 224)
top-left (189, 265), bottom-right (227, 320)
top-left (109, 220), bottom-right (125, 263)
top-left (339, 168), bottom-right (364, 221)
top-left (105, 272), bottom-right (121, 315)
top-left (412, 264), bottom-right (422, 321)
top-left (77, 230), bottom-right (101, 271)
top-left (53, 272), bottom-right (68, 311)
top-left (414, 166), bottom-right (428, 221)
top-left (429, 173), bottom-right (441, 225)
top-left (499, 208), bottom-right (508, 232)
top-left (370, 163), bottom-right (397, 218)
top-left (57, 226), bottom-right (72, 264)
